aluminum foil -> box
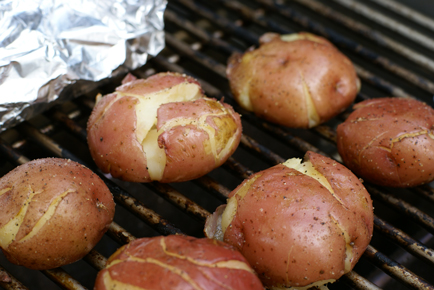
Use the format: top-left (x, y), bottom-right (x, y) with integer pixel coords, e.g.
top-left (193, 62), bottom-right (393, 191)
top-left (0, 0), bottom-right (167, 132)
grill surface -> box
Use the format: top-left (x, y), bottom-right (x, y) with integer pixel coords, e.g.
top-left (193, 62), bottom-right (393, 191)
top-left (1, 0), bottom-right (434, 289)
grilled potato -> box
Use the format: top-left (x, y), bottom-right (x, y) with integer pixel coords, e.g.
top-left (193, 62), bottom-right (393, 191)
top-left (205, 151), bottom-right (374, 289)
top-left (94, 235), bottom-right (264, 290)
top-left (87, 72), bottom-right (242, 183)
top-left (227, 32), bottom-right (360, 128)
top-left (0, 158), bottom-right (115, 270)
top-left (337, 97), bottom-right (434, 187)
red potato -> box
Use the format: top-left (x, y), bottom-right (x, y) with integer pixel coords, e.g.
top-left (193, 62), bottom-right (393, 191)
top-left (337, 97), bottom-right (434, 187)
top-left (227, 32), bottom-right (360, 128)
top-left (0, 158), bottom-right (115, 270)
top-left (205, 151), bottom-right (374, 289)
top-left (94, 235), bottom-right (264, 290)
top-left (87, 72), bottom-right (242, 183)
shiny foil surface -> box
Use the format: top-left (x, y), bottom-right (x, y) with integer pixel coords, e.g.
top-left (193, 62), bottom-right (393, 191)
top-left (0, 0), bottom-right (167, 131)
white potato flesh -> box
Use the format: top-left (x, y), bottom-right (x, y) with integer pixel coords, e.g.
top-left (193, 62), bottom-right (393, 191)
top-left (96, 82), bottom-right (203, 181)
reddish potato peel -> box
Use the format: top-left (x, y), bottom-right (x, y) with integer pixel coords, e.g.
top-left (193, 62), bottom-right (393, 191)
top-left (87, 72), bottom-right (242, 183)
top-left (94, 235), bottom-right (264, 290)
top-left (337, 97), bottom-right (434, 187)
top-left (227, 32), bottom-right (360, 128)
top-left (0, 158), bottom-right (115, 270)
top-left (205, 152), bottom-right (374, 289)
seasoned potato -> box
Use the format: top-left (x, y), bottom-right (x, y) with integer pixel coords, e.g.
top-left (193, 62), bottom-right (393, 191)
top-left (0, 158), bottom-right (115, 270)
top-left (205, 152), bottom-right (374, 289)
top-left (87, 72), bottom-right (242, 183)
top-left (337, 97), bottom-right (434, 187)
top-left (94, 235), bottom-right (264, 290)
top-left (227, 32), bottom-right (360, 128)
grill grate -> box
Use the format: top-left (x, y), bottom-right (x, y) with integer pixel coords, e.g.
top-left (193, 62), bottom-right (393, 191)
top-left (1, 0), bottom-right (434, 289)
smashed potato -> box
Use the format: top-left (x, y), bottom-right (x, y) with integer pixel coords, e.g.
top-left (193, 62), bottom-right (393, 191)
top-left (0, 158), bottom-right (115, 270)
top-left (205, 152), bottom-right (373, 289)
top-left (227, 32), bottom-right (360, 128)
top-left (94, 235), bottom-right (264, 290)
top-left (87, 72), bottom-right (242, 183)
top-left (337, 97), bottom-right (434, 187)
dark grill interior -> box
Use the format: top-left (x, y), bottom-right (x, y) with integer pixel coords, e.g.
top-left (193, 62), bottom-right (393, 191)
top-left (1, 0), bottom-right (434, 289)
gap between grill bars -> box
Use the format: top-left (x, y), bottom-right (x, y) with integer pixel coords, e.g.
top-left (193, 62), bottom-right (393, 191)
top-left (1, 0), bottom-right (434, 289)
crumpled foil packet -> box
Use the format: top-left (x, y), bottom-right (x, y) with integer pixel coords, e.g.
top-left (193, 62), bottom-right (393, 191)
top-left (0, 0), bottom-right (167, 132)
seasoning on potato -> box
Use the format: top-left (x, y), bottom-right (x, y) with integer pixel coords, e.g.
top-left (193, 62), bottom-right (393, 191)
top-left (87, 72), bottom-right (242, 183)
top-left (94, 235), bottom-right (264, 290)
top-left (0, 158), bottom-right (115, 270)
top-left (205, 151), bottom-right (374, 289)
top-left (337, 97), bottom-right (434, 187)
top-left (227, 32), bottom-right (360, 128)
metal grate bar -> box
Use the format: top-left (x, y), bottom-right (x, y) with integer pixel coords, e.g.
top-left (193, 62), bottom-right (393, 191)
top-left (364, 246), bottom-right (434, 290)
top-left (193, 176), bottom-right (231, 200)
top-left (368, 0), bottom-right (434, 31)
top-left (374, 217), bottom-right (434, 265)
top-left (175, 0), bottom-right (260, 46)
top-left (42, 269), bottom-right (87, 290)
top-left (332, 0), bottom-right (434, 51)
top-left (367, 185), bottom-right (434, 235)
top-left (0, 266), bottom-right (28, 290)
top-left (292, 0), bottom-right (434, 73)
top-left (165, 33), bottom-right (227, 78)
top-left (146, 182), bottom-right (211, 221)
top-left (164, 9), bottom-right (238, 56)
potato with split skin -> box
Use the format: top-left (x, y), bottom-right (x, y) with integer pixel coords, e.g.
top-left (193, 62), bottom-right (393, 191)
top-left (94, 235), bottom-right (264, 290)
top-left (227, 32), bottom-right (360, 128)
top-left (337, 97), bottom-right (434, 187)
top-left (205, 151), bottom-right (374, 289)
top-left (87, 72), bottom-right (242, 183)
top-left (0, 158), bottom-right (115, 270)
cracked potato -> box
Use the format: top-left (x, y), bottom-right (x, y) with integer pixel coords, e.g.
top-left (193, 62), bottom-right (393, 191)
top-left (337, 97), bottom-right (434, 187)
top-left (87, 72), bottom-right (242, 183)
top-left (0, 158), bottom-right (115, 270)
top-left (227, 32), bottom-right (360, 128)
top-left (94, 235), bottom-right (264, 290)
top-left (205, 151), bottom-right (374, 289)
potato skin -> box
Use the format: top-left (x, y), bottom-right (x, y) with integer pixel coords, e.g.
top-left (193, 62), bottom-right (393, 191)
top-left (0, 158), bottom-right (115, 270)
top-left (227, 32), bottom-right (360, 128)
top-left (157, 98), bottom-right (242, 183)
top-left (87, 72), bottom-right (242, 183)
top-left (207, 152), bottom-right (373, 288)
top-left (337, 98), bottom-right (434, 187)
top-left (94, 235), bottom-right (264, 290)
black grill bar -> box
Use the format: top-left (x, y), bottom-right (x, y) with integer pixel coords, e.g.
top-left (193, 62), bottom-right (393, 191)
top-left (42, 269), bottom-right (87, 290)
top-left (291, 0), bottom-right (434, 73)
top-left (367, 186), bottom-right (434, 235)
top-left (373, 217), bottom-right (434, 265)
top-left (370, 0), bottom-right (434, 31)
top-left (146, 182), bottom-right (211, 221)
top-left (0, 266), bottom-right (28, 290)
top-left (332, 0), bottom-right (434, 51)
top-left (364, 246), bottom-right (434, 290)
